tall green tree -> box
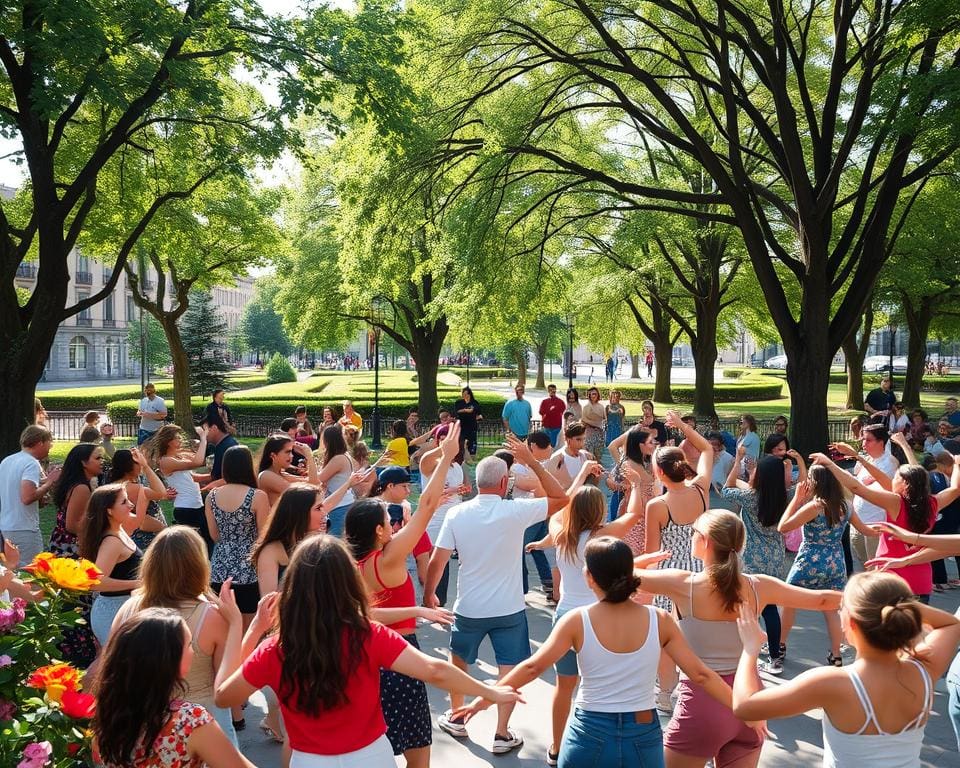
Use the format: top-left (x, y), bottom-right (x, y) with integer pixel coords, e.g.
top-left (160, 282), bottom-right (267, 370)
top-left (241, 279), bottom-right (293, 364)
top-left (125, 313), bottom-right (170, 373)
top-left (0, 0), bottom-right (412, 452)
top-left (181, 291), bottom-right (232, 401)
top-left (427, 0), bottom-right (960, 453)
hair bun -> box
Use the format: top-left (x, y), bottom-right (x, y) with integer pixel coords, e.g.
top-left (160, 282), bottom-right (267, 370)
top-left (880, 604), bottom-right (898, 622)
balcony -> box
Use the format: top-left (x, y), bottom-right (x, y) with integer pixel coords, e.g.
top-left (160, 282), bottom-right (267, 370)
top-left (102, 268), bottom-right (113, 282)
top-left (102, 319), bottom-right (116, 328)
top-left (15, 263), bottom-right (37, 279)
top-left (142, 279), bottom-right (155, 291)
top-left (76, 316), bottom-right (93, 327)
top-left (75, 271), bottom-right (93, 285)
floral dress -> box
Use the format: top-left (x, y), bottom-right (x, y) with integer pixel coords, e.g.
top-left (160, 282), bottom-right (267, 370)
top-left (48, 484), bottom-right (98, 667)
top-left (786, 506), bottom-right (848, 591)
top-left (720, 487), bottom-right (792, 579)
top-left (131, 499), bottom-right (167, 551)
top-left (208, 488), bottom-right (259, 587)
top-left (611, 460), bottom-right (654, 557)
top-left (95, 700), bottom-right (213, 768)
top-left (653, 486), bottom-right (706, 611)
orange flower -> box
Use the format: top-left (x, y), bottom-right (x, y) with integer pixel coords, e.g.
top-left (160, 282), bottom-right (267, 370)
top-left (26, 663), bottom-right (83, 703)
top-left (60, 690), bottom-right (96, 719)
top-left (25, 553), bottom-right (101, 592)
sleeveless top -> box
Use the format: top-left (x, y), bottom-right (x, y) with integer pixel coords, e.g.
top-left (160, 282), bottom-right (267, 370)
top-left (556, 531), bottom-right (597, 611)
top-left (823, 658), bottom-right (933, 768)
top-left (574, 605), bottom-right (659, 712)
top-left (100, 536), bottom-right (143, 597)
top-left (678, 575), bottom-right (759, 676)
top-left (94, 699), bottom-right (213, 768)
top-left (358, 549), bottom-right (417, 634)
top-left (208, 487), bottom-right (258, 585)
top-left (875, 497), bottom-right (938, 596)
top-left (421, 462), bottom-right (464, 543)
top-left (166, 467), bottom-right (203, 509)
top-left (324, 456), bottom-right (356, 508)
top-left (654, 486), bottom-right (706, 611)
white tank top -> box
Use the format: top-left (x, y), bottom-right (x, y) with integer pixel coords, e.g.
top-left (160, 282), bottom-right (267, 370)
top-left (822, 658), bottom-right (932, 768)
top-left (562, 451), bottom-right (586, 480)
top-left (421, 462), bottom-right (464, 543)
top-left (324, 456), bottom-right (356, 509)
top-left (556, 531), bottom-right (596, 611)
top-left (574, 605), bottom-right (659, 712)
top-left (166, 468), bottom-right (202, 509)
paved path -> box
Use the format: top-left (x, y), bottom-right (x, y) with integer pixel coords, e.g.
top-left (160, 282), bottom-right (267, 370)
top-left (237, 563), bottom-right (960, 767)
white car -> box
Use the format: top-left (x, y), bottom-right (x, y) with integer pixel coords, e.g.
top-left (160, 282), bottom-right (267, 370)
top-left (863, 355), bottom-right (908, 373)
top-left (762, 354), bottom-right (788, 369)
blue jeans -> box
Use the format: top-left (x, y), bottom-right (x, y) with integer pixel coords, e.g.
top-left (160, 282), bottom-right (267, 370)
top-left (450, 610), bottom-right (531, 666)
top-left (544, 427), bottom-right (561, 447)
top-left (559, 709), bottom-right (664, 768)
top-left (327, 503), bottom-right (351, 538)
top-left (137, 428), bottom-right (157, 445)
top-left (948, 652), bottom-right (960, 750)
top-left (522, 520), bottom-right (553, 593)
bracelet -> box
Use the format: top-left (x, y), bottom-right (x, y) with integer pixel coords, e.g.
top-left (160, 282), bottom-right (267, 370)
top-left (915, 532), bottom-right (920, 545)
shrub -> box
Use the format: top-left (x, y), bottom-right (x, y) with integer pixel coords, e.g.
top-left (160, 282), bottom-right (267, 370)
top-left (611, 381), bottom-right (783, 403)
top-left (441, 367), bottom-right (515, 380)
top-left (37, 374), bottom-right (269, 410)
top-left (265, 354), bottom-right (297, 384)
top-left (722, 369), bottom-right (746, 379)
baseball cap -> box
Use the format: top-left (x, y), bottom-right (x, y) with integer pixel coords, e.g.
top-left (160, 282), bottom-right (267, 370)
top-left (379, 466), bottom-right (411, 486)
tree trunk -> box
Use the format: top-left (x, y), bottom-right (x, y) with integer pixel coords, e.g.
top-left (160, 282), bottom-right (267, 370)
top-left (630, 352), bottom-right (640, 378)
top-left (407, 328), bottom-right (446, 420)
top-left (689, 308), bottom-right (718, 419)
top-left (784, 312), bottom-right (833, 456)
top-left (514, 348), bottom-right (527, 388)
top-left (535, 346), bottom-right (546, 389)
top-left (0, 347), bottom-right (47, 455)
top-left (652, 343), bottom-right (673, 403)
top-left (901, 299), bottom-right (932, 408)
top-left (160, 317), bottom-right (194, 430)
top-left (842, 306), bottom-right (873, 410)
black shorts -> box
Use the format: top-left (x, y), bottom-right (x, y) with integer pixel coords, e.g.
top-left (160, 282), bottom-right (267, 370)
top-left (211, 580), bottom-right (261, 614)
top-left (380, 633), bottom-right (431, 754)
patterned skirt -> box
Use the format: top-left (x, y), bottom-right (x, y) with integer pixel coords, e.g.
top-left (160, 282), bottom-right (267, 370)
top-left (380, 633), bottom-right (432, 754)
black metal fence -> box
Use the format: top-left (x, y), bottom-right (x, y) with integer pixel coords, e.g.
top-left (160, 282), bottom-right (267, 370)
top-left (46, 410), bottom-right (856, 447)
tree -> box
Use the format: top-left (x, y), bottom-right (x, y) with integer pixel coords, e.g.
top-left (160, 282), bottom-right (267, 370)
top-left (240, 279), bottom-right (292, 363)
top-left (125, 314), bottom-right (171, 374)
top-left (0, 0), bottom-right (413, 452)
top-left (427, 0), bottom-right (960, 454)
top-left (181, 291), bottom-right (232, 403)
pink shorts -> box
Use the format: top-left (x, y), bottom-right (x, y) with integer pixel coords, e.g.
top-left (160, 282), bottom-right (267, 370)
top-left (663, 673), bottom-right (762, 766)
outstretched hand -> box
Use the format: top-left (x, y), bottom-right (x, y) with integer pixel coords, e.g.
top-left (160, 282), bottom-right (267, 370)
top-left (736, 602), bottom-right (766, 657)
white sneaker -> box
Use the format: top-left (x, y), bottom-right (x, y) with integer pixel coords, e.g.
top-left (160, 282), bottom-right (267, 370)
top-left (437, 710), bottom-right (468, 738)
top-left (655, 690), bottom-right (674, 714)
top-left (492, 728), bottom-right (523, 754)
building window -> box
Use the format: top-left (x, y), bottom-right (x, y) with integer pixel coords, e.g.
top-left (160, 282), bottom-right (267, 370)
top-left (127, 294), bottom-right (137, 322)
top-left (103, 294), bottom-right (114, 326)
top-left (68, 336), bottom-right (88, 369)
top-left (77, 291), bottom-right (92, 326)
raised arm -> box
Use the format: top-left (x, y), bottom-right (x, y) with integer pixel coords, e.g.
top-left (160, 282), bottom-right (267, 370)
top-left (726, 445), bottom-right (749, 489)
top-left (600, 465), bottom-right (647, 540)
top-left (933, 454), bottom-right (960, 510)
top-left (809, 453), bottom-right (900, 516)
top-left (507, 435), bottom-right (569, 515)
top-left (777, 484), bottom-right (820, 533)
top-left (292, 442), bottom-right (318, 485)
top-left (787, 449), bottom-right (807, 485)
top-left (665, 410), bottom-right (712, 483)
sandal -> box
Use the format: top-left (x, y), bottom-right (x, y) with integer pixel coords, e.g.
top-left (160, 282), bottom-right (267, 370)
top-left (232, 718), bottom-right (246, 732)
top-left (259, 718), bottom-right (285, 744)
top-left (826, 652), bottom-right (843, 667)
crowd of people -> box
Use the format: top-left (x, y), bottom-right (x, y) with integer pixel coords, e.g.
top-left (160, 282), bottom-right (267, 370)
top-left (2, 380), bottom-right (960, 767)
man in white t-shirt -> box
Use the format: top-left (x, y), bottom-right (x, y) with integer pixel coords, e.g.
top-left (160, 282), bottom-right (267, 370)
top-left (0, 425), bottom-right (60, 564)
top-left (424, 438), bottom-right (569, 755)
top-left (831, 424), bottom-right (899, 565)
top-left (136, 382), bottom-right (167, 444)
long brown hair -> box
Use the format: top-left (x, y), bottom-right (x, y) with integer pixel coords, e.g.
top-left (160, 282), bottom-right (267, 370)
top-left (807, 465), bottom-right (848, 527)
top-left (555, 486), bottom-right (606, 563)
top-left (250, 483), bottom-right (320, 566)
top-left (277, 535), bottom-right (370, 716)
top-left (700, 510), bottom-right (746, 612)
top-left (93, 609), bottom-right (187, 763)
top-left (144, 424), bottom-right (184, 467)
top-left (137, 527), bottom-right (211, 607)
top-left (78, 483), bottom-right (126, 561)
top-left (897, 465), bottom-right (933, 534)
top-left (655, 446), bottom-right (695, 483)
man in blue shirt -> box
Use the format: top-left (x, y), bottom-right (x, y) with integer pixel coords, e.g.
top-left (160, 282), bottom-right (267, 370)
top-left (501, 384), bottom-right (532, 440)
top-left (942, 397), bottom-right (960, 438)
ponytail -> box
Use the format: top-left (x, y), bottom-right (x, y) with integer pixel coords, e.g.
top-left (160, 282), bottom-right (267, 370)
top-left (700, 510), bottom-right (746, 612)
top-left (655, 447), bottom-right (695, 483)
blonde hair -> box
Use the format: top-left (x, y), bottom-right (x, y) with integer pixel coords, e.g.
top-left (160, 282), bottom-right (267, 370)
top-left (555, 486), bottom-right (606, 563)
top-left (137, 527), bottom-right (212, 607)
top-left (700, 510), bottom-right (746, 612)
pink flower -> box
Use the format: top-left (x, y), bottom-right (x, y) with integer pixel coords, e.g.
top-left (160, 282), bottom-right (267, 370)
top-left (0, 654), bottom-right (11, 667)
top-left (17, 741), bottom-right (52, 768)
top-left (0, 598), bottom-right (27, 632)
top-left (0, 698), bottom-right (15, 720)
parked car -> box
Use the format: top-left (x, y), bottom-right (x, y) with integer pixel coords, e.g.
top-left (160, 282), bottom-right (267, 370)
top-left (863, 355), bottom-right (908, 373)
top-left (672, 354), bottom-right (694, 367)
top-left (762, 354), bottom-right (788, 369)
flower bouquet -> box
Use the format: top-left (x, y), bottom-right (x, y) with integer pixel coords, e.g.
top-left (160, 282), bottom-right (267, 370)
top-left (1, 553), bottom-right (102, 767)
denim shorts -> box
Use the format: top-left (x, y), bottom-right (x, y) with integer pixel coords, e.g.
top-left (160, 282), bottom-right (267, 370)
top-left (559, 708), bottom-right (663, 768)
top-left (552, 607), bottom-right (579, 677)
top-left (450, 610), bottom-right (530, 666)
top-left (947, 652), bottom-right (960, 750)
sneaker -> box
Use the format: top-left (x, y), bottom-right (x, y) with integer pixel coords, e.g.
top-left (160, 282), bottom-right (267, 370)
top-left (655, 690), bottom-right (674, 714)
top-left (827, 652), bottom-right (843, 667)
top-left (492, 728), bottom-right (523, 754)
top-left (759, 642), bottom-right (769, 655)
top-left (547, 748), bottom-right (560, 766)
top-left (438, 710), bottom-right (468, 738)
top-left (760, 656), bottom-right (784, 676)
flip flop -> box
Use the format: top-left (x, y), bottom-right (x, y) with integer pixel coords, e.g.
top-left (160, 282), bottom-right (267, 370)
top-left (259, 718), bottom-right (285, 744)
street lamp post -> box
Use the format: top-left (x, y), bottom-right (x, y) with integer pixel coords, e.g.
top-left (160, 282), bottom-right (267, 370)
top-left (888, 321), bottom-right (896, 393)
top-left (466, 348), bottom-right (471, 386)
top-left (567, 316), bottom-right (574, 391)
top-left (370, 300), bottom-right (385, 449)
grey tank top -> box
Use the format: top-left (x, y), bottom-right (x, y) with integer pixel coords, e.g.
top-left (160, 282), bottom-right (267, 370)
top-left (678, 575), bottom-right (759, 675)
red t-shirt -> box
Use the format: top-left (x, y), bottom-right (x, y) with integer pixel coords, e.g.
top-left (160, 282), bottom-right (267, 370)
top-left (539, 395), bottom-right (566, 429)
top-left (875, 497), bottom-right (938, 596)
top-left (242, 624), bottom-right (408, 754)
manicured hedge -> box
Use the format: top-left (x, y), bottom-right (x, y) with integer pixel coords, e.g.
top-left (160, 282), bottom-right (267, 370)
top-left (722, 369), bottom-right (746, 379)
top-left (611, 381), bottom-right (783, 403)
top-left (441, 367), bottom-right (515, 380)
top-left (39, 375), bottom-right (270, 410)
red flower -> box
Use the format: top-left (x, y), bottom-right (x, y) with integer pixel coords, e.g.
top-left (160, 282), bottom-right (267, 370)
top-left (67, 742), bottom-right (81, 755)
top-left (60, 690), bottom-right (96, 719)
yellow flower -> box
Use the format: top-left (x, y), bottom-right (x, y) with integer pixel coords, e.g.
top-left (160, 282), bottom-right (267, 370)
top-left (26, 553), bottom-right (101, 592)
top-left (26, 663), bottom-right (83, 703)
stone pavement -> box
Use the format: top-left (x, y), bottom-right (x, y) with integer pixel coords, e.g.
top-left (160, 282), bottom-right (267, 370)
top-left (238, 559), bottom-right (960, 767)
